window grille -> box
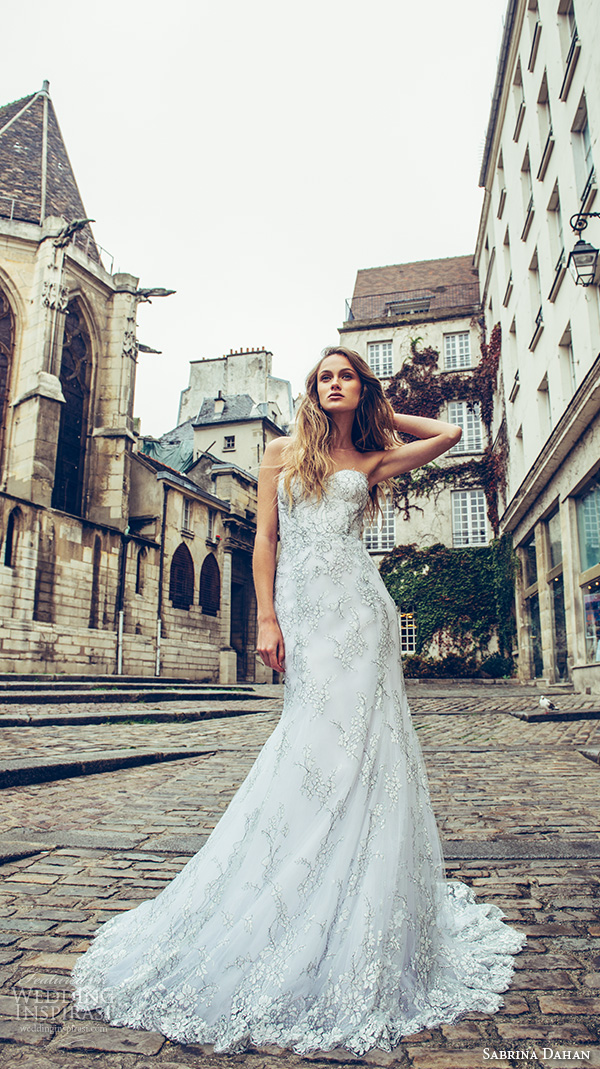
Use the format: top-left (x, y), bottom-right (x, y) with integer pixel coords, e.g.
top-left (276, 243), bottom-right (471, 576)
top-left (367, 341), bottom-right (393, 378)
top-left (223, 435), bottom-right (235, 450)
top-left (399, 611), bottom-right (416, 654)
top-left (199, 554), bottom-right (220, 616)
top-left (169, 543), bottom-right (194, 609)
top-left (448, 401), bottom-right (483, 452)
top-left (451, 490), bottom-right (487, 546)
top-left (444, 332), bottom-right (471, 370)
top-left (364, 498), bottom-right (395, 552)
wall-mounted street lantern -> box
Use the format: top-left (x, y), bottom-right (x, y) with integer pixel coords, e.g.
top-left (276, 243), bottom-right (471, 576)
top-left (568, 211), bottom-right (600, 286)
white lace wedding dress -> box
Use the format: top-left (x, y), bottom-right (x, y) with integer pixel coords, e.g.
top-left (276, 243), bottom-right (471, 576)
top-left (71, 468), bottom-right (525, 1054)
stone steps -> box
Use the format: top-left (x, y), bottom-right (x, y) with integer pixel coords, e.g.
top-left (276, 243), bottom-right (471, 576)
top-left (0, 746), bottom-right (219, 790)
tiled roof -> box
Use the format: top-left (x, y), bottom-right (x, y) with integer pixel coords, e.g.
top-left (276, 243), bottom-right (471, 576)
top-left (353, 255), bottom-right (477, 298)
top-left (194, 394), bottom-right (257, 425)
top-left (0, 84), bottom-right (98, 261)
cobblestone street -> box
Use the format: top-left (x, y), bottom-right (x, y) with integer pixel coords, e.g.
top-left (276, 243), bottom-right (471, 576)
top-left (1, 682), bottom-right (600, 1068)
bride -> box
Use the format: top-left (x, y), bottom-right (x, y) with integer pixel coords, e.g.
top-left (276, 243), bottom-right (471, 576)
top-left (71, 346), bottom-right (525, 1055)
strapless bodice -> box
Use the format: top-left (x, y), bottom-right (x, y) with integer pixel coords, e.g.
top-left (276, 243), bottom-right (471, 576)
top-left (277, 468), bottom-right (369, 551)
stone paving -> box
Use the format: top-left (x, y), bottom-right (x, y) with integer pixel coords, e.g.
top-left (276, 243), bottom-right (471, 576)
top-left (0, 683), bottom-right (599, 1067)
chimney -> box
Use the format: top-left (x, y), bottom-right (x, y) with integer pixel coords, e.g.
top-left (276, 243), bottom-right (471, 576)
top-left (214, 389), bottom-right (225, 416)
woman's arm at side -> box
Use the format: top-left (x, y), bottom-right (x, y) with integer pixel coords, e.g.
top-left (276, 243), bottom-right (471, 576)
top-left (252, 438), bottom-right (287, 673)
top-left (369, 411), bottom-right (462, 485)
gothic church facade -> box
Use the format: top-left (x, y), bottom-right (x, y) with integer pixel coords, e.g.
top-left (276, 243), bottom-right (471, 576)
top-left (0, 84), bottom-right (261, 682)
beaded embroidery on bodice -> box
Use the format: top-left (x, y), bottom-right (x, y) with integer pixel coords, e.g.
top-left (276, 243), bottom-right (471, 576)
top-left (71, 467), bottom-right (526, 1055)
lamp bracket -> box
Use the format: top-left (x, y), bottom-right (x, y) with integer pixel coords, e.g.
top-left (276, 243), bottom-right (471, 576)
top-left (569, 211), bottom-right (600, 235)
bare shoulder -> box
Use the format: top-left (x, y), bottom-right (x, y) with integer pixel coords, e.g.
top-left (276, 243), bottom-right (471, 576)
top-left (261, 437), bottom-right (291, 473)
top-left (264, 437), bottom-right (290, 461)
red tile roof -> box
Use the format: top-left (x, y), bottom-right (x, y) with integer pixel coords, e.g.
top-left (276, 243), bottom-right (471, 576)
top-left (353, 255), bottom-right (477, 298)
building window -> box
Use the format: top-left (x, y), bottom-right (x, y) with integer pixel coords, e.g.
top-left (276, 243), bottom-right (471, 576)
top-left (223, 435), bottom-right (235, 451)
top-left (547, 510), bottom-right (562, 569)
top-left (0, 287), bottom-right (14, 465)
top-left (523, 531), bottom-right (538, 588)
top-left (135, 547), bottom-right (147, 595)
top-left (451, 490), bottom-right (487, 546)
top-left (527, 590), bottom-right (544, 677)
top-left (199, 554), bottom-right (220, 616)
top-left (583, 578), bottom-right (600, 663)
top-left (399, 610), bottom-right (416, 654)
top-left (182, 498), bottom-right (192, 533)
top-left (577, 480), bottom-right (600, 573)
top-left (364, 498), bottom-right (395, 553)
top-left (52, 302), bottom-right (92, 517)
top-left (89, 535), bottom-right (102, 629)
top-left (3, 507), bottom-right (21, 567)
top-left (207, 509), bottom-right (215, 541)
top-left (443, 332), bottom-right (471, 370)
top-left (447, 402), bottom-right (483, 453)
top-left (367, 341), bottom-right (393, 378)
top-left (169, 543), bottom-right (194, 610)
top-left (572, 94), bottom-right (594, 197)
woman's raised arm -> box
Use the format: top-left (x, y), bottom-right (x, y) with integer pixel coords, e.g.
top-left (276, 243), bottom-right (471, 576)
top-left (369, 412), bottom-right (462, 486)
top-left (252, 438), bottom-right (287, 673)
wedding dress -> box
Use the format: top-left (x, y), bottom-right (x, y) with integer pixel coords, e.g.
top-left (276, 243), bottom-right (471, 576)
top-left (71, 468), bottom-right (525, 1054)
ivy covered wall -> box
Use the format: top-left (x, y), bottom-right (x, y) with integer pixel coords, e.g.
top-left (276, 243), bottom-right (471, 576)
top-left (380, 536), bottom-right (519, 678)
top-left (380, 323), bottom-right (517, 677)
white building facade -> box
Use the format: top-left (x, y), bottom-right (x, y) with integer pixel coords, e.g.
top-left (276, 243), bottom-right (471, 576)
top-left (475, 0), bottom-right (600, 692)
top-left (340, 256), bottom-right (487, 657)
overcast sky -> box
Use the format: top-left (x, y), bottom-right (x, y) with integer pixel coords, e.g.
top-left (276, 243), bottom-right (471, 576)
top-left (3, 0), bottom-right (507, 436)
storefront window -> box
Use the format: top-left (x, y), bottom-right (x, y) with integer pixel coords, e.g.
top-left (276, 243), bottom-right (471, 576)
top-left (547, 510), bottom-right (562, 569)
top-left (523, 532), bottom-right (538, 587)
top-left (527, 592), bottom-right (544, 677)
top-left (551, 574), bottom-right (568, 679)
top-left (577, 481), bottom-right (600, 572)
top-left (583, 578), bottom-right (600, 663)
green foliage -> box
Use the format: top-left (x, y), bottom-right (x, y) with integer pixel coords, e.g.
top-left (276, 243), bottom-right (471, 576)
top-left (380, 536), bottom-right (518, 672)
top-left (385, 325), bottom-right (505, 534)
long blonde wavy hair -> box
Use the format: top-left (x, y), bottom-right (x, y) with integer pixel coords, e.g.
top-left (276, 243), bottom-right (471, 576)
top-left (281, 346), bottom-right (399, 519)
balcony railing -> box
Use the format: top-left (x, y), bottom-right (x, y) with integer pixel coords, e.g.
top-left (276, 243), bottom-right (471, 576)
top-left (345, 282), bottom-right (480, 323)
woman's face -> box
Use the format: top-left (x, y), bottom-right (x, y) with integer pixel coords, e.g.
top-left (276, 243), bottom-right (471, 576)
top-left (316, 354), bottom-right (363, 415)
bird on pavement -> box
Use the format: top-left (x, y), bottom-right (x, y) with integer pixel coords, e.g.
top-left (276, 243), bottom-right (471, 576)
top-left (539, 695), bottom-right (559, 711)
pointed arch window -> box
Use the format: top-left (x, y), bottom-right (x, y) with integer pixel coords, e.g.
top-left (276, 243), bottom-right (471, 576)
top-left (199, 554), bottom-right (220, 616)
top-left (52, 301), bottom-right (92, 516)
top-left (169, 543), bottom-right (194, 610)
top-left (0, 288), bottom-right (14, 463)
top-left (3, 507), bottom-right (21, 567)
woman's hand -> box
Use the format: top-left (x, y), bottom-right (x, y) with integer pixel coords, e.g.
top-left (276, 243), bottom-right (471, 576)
top-left (257, 616), bottom-right (285, 673)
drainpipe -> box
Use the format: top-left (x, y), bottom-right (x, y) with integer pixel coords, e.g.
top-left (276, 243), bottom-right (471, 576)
top-left (156, 484), bottom-right (169, 676)
top-left (116, 526), bottom-right (130, 676)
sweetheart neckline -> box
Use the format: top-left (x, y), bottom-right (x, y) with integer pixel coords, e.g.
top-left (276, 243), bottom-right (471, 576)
top-left (278, 468), bottom-right (370, 486)
top-left (329, 468), bottom-right (370, 486)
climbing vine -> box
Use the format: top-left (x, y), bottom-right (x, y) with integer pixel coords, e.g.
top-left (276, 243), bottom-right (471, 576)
top-left (380, 534), bottom-right (518, 677)
top-left (378, 324), bottom-right (515, 676)
top-left (385, 323), bottom-right (505, 535)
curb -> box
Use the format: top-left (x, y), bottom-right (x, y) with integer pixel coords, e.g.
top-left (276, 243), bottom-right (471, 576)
top-left (0, 746), bottom-right (218, 788)
top-left (0, 704), bottom-right (276, 727)
top-left (509, 708), bottom-right (600, 722)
